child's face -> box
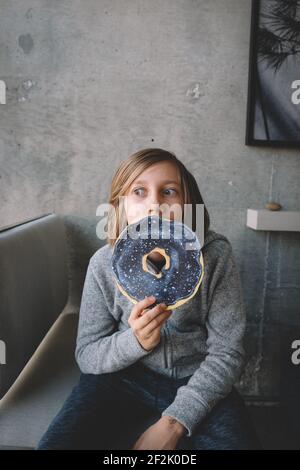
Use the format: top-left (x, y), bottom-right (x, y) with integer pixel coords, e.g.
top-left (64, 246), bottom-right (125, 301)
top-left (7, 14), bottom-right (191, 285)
top-left (124, 161), bottom-right (184, 225)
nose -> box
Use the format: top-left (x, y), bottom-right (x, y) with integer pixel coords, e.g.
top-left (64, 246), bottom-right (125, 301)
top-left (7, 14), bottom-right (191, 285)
top-left (147, 190), bottom-right (166, 218)
top-left (148, 208), bottom-right (163, 217)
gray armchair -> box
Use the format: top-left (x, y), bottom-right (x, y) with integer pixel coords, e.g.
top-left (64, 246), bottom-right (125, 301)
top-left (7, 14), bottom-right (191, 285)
top-left (0, 213), bottom-right (102, 449)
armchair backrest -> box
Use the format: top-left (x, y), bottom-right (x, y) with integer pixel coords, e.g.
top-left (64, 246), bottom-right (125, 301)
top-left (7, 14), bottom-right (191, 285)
top-left (0, 213), bottom-right (68, 398)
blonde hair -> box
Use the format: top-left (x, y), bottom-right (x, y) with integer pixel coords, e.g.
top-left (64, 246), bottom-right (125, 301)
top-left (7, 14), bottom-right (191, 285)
top-left (106, 148), bottom-right (210, 246)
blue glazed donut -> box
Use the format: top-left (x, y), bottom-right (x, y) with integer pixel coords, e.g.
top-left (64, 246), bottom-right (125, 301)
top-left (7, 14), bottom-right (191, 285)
top-left (111, 215), bottom-right (204, 310)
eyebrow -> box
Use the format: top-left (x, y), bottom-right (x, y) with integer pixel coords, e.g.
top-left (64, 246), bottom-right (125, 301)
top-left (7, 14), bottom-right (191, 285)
top-left (132, 179), bottom-right (180, 186)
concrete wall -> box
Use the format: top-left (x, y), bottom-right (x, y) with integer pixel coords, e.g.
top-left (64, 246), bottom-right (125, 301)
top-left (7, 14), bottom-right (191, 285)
top-left (1, 0), bottom-right (299, 400)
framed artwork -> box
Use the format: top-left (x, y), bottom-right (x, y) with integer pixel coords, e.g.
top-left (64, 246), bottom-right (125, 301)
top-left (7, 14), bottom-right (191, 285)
top-left (246, 0), bottom-right (300, 147)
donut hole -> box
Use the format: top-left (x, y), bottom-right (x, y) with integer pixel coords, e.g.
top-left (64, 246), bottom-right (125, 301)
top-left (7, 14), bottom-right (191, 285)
top-left (143, 248), bottom-right (170, 279)
top-left (147, 252), bottom-right (166, 273)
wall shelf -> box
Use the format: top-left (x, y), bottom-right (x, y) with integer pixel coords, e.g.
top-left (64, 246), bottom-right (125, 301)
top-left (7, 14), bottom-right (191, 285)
top-left (246, 209), bottom-right (300, 231)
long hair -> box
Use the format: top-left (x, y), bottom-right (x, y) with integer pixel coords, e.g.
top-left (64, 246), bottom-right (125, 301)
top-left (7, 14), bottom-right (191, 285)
top-left (106, 148), bottom-right (210, 246)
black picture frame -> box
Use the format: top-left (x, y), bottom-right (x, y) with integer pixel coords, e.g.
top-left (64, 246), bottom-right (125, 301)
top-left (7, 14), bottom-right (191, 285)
top-left (245, 0), bottom-right (300, 147)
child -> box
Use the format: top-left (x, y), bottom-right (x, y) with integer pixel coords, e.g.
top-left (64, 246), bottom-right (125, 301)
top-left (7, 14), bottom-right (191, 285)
top-left (37, 148), bottom-right (262, 450)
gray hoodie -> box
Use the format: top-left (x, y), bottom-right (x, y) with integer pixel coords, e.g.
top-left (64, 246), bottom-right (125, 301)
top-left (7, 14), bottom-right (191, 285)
top-left (75, 229), bottom-right (246, 437)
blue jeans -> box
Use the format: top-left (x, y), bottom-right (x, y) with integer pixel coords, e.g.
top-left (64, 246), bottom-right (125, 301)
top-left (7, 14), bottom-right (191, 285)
top-left (36, 362), bottom-right (262, 450)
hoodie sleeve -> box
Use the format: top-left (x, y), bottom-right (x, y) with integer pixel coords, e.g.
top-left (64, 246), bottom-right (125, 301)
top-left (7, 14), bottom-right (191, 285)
top-left (75, 258), bottom-right (152, 374)
top-left (161, 242), bottom-right (246, 437)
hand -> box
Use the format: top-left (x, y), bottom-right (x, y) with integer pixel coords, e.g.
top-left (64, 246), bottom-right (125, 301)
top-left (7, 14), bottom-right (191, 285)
top-left (131, 416), bottom-right (186, 450)
top-left (128, 296), bottom-right (172, 351)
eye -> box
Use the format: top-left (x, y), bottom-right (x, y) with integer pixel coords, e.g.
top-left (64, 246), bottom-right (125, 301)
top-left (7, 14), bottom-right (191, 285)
top-left (163, 188), bottom-right (177, 196)
top-left (133, 187), bottom-right (145, 196)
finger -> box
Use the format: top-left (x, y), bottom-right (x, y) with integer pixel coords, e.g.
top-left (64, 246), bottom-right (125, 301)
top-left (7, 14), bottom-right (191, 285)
top-left (130, 296), bottom-right (156, 320)
top-left (143, 310), bottom-right (173, 336)
top-left (136, 302), bottom-right (167, 328)
top-left (137, 303), bottom-right (170, 329)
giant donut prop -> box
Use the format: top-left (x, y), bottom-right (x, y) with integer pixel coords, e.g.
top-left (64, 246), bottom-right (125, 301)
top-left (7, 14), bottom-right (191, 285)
top-left (111, 215), bottom-right (204, 310)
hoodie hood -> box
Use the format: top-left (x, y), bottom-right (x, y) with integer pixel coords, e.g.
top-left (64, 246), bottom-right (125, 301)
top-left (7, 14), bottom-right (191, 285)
top-left (202, 229), bottom-right (229, 250)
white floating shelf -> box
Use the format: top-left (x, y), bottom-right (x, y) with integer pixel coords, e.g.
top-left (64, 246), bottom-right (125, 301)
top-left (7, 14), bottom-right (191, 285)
top-left (246, 209), bottom-right (300, 232)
